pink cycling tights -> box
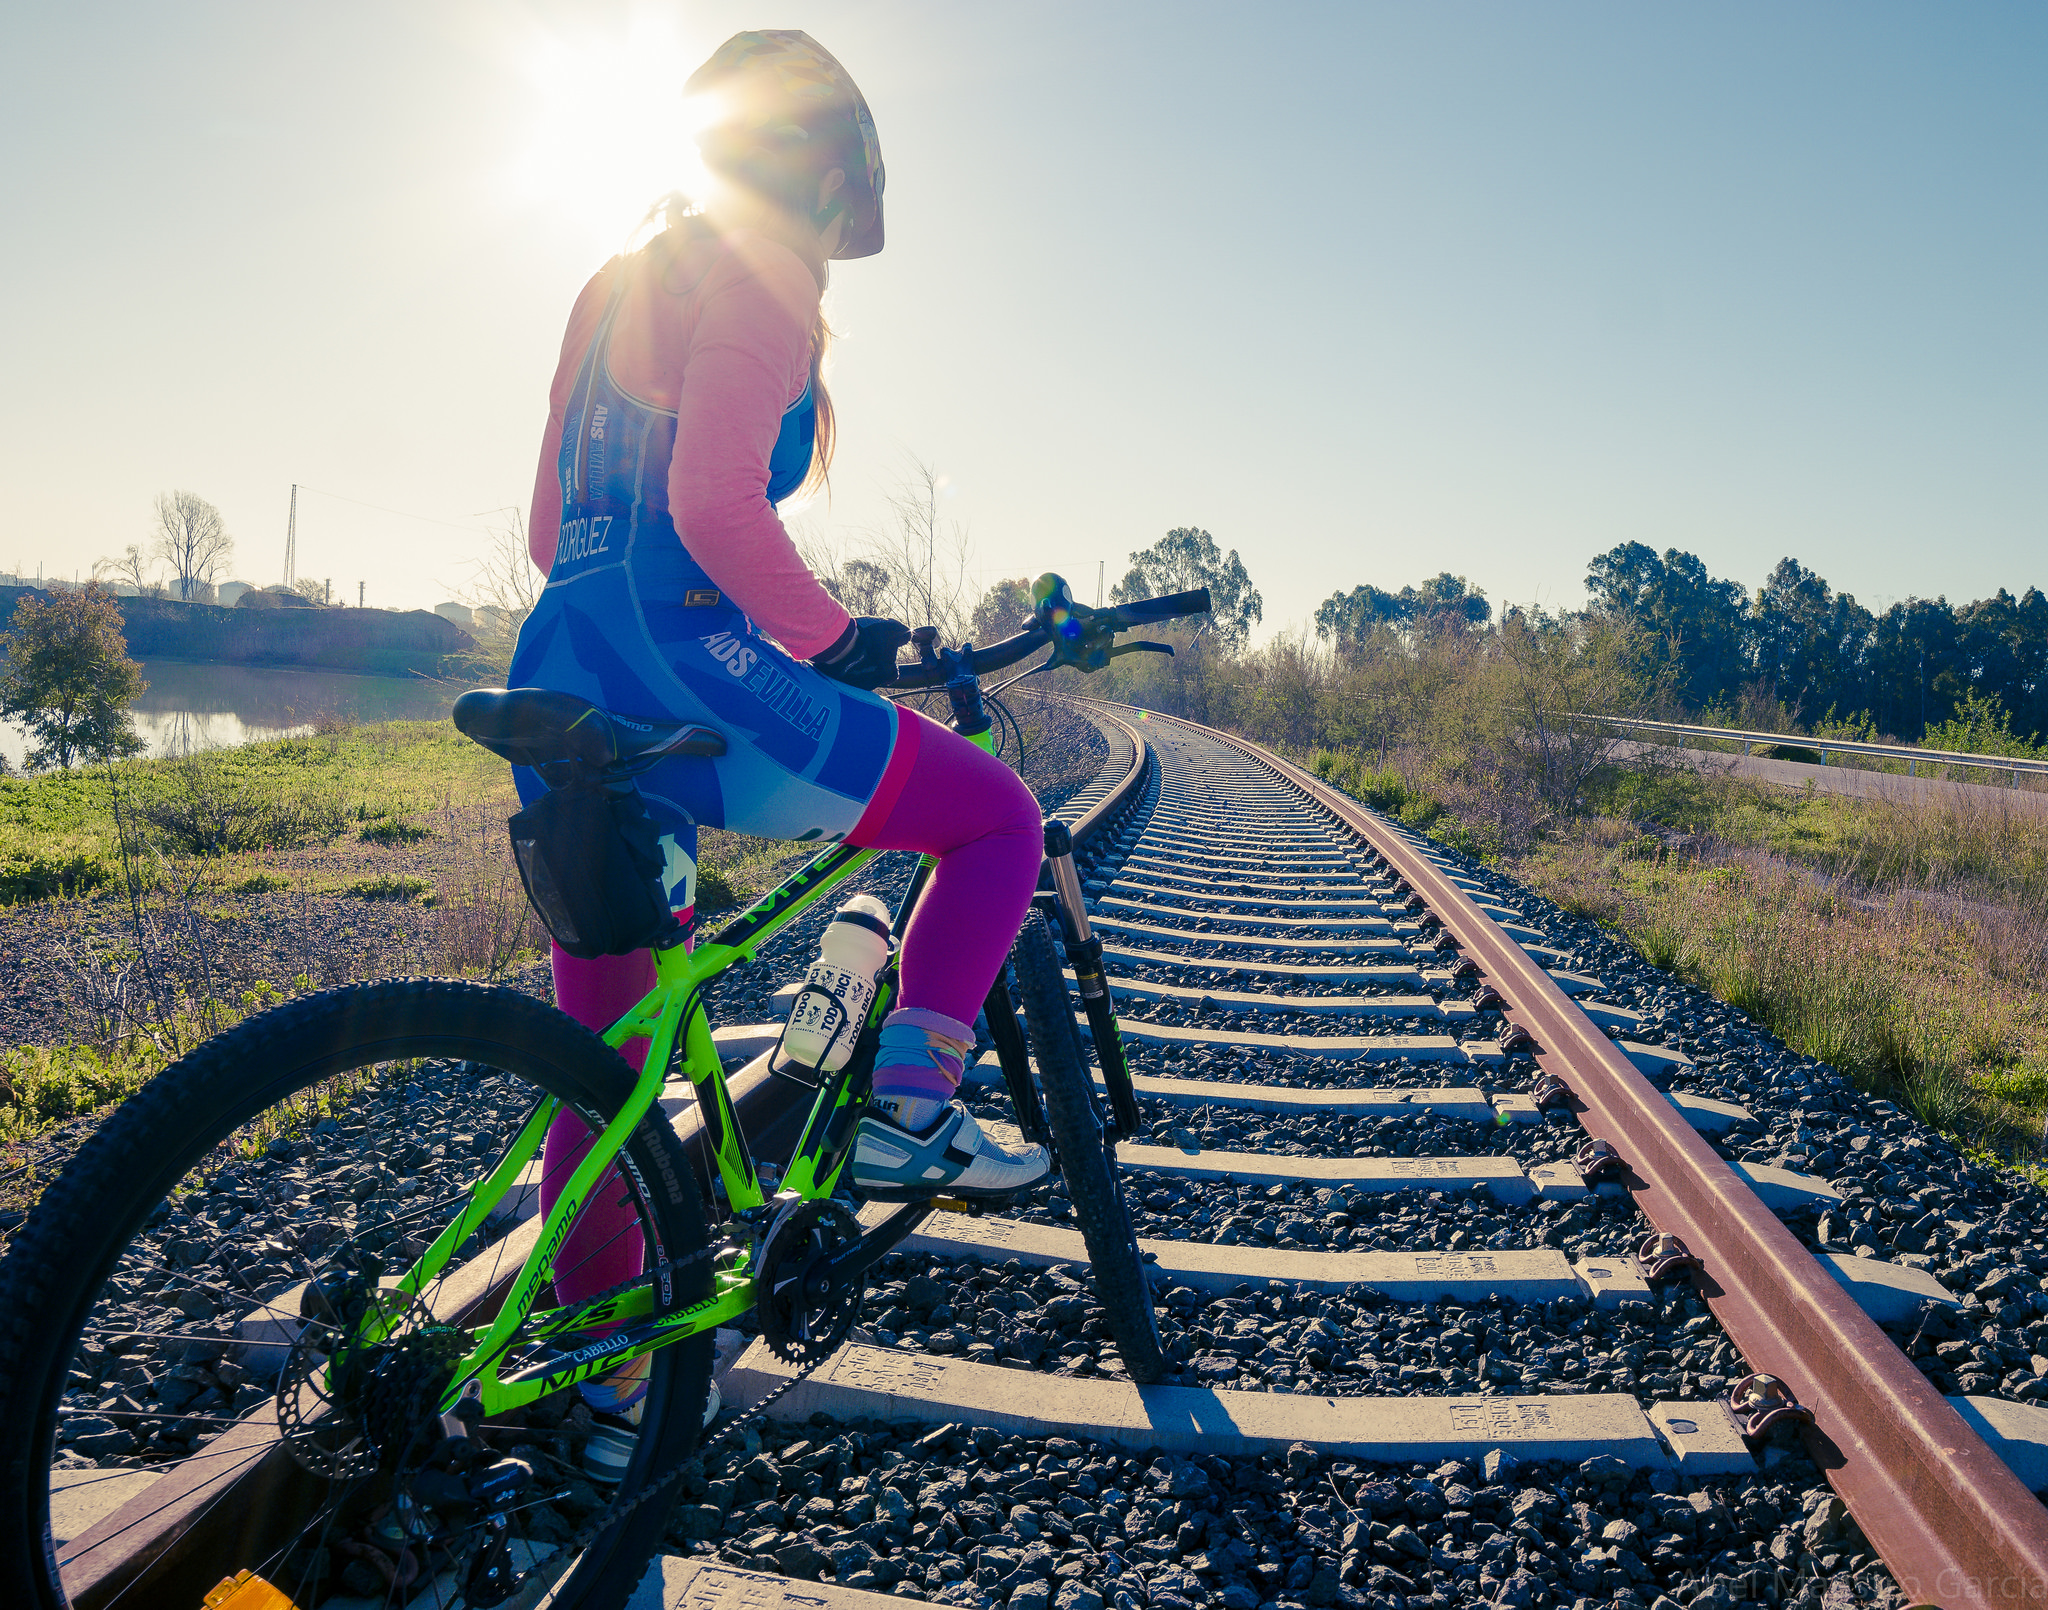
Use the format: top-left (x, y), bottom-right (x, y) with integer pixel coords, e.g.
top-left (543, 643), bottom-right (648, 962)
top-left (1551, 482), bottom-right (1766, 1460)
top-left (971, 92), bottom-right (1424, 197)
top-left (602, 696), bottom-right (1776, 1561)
top-left (538, 707), bottom-right (1042, 1302)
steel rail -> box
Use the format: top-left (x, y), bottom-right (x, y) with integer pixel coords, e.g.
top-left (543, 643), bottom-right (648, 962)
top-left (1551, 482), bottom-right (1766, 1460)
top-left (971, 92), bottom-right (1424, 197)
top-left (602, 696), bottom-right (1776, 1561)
top-left (1117, 701), bottom-right (2048, 1610)
top-left (46, 701), bottom-right (1154, 1607)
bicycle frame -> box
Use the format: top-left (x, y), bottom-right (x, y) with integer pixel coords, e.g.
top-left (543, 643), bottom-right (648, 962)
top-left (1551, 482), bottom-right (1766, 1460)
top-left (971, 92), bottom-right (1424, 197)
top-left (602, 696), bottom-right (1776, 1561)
top-left (393, 727), bottom-right (1009, 1419)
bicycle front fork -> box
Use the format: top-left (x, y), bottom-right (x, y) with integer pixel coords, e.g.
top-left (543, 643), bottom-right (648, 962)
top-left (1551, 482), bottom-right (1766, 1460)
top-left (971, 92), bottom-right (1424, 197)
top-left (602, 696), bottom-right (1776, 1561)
top-left (1042, 820), bottom-right (1144, 1140)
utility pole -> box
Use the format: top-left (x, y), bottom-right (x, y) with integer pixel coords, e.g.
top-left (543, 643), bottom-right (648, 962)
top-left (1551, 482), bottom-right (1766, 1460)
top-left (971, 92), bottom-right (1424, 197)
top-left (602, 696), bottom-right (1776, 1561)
top-left (1097, 561), bottom-right (1104, 607)
top-left (284, 484), bottom-right (298, 588)
top-left (358, 580), bottom-right (365, 609)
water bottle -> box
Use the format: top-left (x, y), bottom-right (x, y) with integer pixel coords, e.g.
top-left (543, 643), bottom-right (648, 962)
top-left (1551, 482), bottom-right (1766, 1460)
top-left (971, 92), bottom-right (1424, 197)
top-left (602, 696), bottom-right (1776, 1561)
top-left (777, 895), bottom-right (892, 1073)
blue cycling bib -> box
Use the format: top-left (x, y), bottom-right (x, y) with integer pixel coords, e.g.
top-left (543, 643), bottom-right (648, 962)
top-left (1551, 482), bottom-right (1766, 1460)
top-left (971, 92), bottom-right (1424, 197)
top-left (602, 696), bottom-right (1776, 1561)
top-left (507, 263), bottom-right (898, 909)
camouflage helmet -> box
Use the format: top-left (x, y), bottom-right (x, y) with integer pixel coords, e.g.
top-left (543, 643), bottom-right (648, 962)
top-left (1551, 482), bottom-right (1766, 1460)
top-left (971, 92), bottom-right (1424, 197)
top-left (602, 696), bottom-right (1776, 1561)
top-left (686, 30), bottom-right (885, 259)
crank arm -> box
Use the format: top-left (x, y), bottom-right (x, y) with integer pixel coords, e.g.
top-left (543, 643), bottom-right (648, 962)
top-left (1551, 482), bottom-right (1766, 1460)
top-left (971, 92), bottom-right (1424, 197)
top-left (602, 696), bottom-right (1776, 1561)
top-left (822, 1202), bottom-right (935, 1291)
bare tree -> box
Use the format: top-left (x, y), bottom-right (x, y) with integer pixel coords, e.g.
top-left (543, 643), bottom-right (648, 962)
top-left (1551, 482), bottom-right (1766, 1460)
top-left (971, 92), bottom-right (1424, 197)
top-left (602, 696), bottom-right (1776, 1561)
top-left (96, 544), bottom-right (161, 597)
top-left (866, 460), bottom-right (975, 639)
top-left (151, 491), bottom-right (234, 602)
top-left (793, 461), bottom-right (977, 640)
top-left (452, 511), bottom-right (544, 673)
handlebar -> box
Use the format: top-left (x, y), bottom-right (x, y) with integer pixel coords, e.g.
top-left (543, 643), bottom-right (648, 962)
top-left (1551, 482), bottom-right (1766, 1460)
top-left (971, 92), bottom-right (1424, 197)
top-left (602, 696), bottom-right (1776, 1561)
top-left (881, 572), bottom-right (1211, 691)
top-left (1102, 588), bottom-right (1212, 629)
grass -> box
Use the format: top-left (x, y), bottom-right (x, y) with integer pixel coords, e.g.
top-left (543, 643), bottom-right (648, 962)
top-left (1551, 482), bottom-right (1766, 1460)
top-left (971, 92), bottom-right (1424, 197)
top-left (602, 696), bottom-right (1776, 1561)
top-left (0, 979), bottom-right (298, 1148)
top-left (0, 721), bottom-right (503, 902)
top-left (346, 874), bottom-right (434, 903)
top-left (1303, 733), bottom-right (2048, 1164)
top-left (0, 718), bottom-right (827, 1151)
top-left (359, 818), bottom-right (434, 846)
top-left (1512, 780), bottom-right (2048, 1160)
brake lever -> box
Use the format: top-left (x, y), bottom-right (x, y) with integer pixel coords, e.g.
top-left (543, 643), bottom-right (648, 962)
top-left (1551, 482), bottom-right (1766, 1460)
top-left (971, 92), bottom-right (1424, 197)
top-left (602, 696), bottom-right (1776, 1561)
top-left (1106, 641), bottom-right (1175, 660)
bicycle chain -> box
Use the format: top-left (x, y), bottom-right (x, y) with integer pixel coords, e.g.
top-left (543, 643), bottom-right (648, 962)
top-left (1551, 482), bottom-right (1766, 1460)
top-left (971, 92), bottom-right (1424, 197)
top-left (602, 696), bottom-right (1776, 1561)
top-left (462, 1220), bottom-right (835, 1585)
top-left (545, 1344), bottom-right (831, 1571)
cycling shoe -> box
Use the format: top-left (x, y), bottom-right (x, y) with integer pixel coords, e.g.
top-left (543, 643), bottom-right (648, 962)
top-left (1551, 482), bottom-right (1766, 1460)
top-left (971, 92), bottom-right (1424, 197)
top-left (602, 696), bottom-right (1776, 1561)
top-left (851, 1103), bottom-right (1051, 1202)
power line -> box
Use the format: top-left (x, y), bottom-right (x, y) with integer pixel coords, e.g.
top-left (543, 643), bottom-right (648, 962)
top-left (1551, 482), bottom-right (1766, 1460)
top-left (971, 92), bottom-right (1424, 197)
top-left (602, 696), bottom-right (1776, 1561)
top-left (293, 485), bottom-right (487, 533)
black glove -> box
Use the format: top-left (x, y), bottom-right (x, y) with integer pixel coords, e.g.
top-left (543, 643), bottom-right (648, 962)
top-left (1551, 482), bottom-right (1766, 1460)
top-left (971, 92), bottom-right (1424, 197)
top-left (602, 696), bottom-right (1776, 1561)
top-left (812, 616), bottom-right (911, 690)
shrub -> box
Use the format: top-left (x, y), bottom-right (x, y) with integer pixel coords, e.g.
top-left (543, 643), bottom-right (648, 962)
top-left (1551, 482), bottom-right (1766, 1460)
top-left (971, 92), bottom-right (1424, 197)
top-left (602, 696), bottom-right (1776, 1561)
top-left (360, 818), bottom-right (434, 846)
top-left (696, 862), bottom-right (740, 914)
top-left (348, 875), bottom-right (432, 902)
top-left (135, 754), bottom-right (352, 855)
top-left (0, 851), bottom-right (109, 904)
top-left (0, 1042), bottom-right (162, 1140)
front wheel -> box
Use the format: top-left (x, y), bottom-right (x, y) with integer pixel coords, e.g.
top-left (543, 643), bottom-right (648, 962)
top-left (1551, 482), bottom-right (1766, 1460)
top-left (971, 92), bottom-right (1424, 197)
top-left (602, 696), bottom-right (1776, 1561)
top-left (1008, 910), bottom-right (1168, 1384)
top-left (0, 979), bottom-right (714, 1610)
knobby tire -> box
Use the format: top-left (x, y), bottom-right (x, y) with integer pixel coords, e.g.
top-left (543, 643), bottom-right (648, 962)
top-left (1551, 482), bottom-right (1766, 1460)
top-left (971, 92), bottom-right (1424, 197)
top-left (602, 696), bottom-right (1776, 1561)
top-left (0, 978), bottom-right (714, 1610)
top-left (1008, 912), bottom-right (1168, 1384)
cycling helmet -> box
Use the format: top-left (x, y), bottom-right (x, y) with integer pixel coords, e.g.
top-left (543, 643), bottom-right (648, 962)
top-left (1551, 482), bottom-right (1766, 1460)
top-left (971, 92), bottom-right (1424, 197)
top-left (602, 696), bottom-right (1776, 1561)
top-left (686, 30), bottom-right (885, 260)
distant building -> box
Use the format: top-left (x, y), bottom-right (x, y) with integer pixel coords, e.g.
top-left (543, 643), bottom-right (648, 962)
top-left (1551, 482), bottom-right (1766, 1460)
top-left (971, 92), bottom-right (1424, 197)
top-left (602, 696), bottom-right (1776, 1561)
top-left (237, 587), bottom-right (316, 609)
top-left (434, 601), bottom-right (474, 627)
top-left (217, 580), bottom-right (254, 606)
top-left (474, 604), bottom-right (512, 634)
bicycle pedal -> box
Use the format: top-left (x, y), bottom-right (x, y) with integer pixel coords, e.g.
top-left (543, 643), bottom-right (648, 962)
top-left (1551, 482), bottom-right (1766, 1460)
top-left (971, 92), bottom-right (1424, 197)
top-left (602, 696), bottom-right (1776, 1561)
top-left (931, 1196), bottom-right (986, 1215)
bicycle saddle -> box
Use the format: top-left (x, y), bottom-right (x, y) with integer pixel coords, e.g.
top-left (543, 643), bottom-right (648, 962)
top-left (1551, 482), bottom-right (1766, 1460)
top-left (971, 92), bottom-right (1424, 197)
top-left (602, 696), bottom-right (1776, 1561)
top-left (452, 687), bottom-right (727, 770)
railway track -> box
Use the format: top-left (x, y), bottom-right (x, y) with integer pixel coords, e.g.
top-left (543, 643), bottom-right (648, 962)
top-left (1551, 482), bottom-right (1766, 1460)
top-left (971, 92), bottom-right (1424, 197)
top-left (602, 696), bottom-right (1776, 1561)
top-left (33, 699), bottom-right (2048, 1610)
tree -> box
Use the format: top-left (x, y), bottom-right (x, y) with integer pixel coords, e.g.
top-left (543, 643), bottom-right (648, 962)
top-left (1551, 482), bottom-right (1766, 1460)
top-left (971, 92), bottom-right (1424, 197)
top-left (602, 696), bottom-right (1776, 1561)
top-left (0, 584), bottom-right (146, 768)
top-left (1584, 543), bottom-right (1748, 708)
top-left (1403, 573), bottom-right (1491, 636)
top-left (969, 577), bottom-right (1034, 646)
top-left (151, 490), bottom-right (234, 603)
top-left (1749, 557), bottom-right (1873, 721)
top-left (1111, 527), bottom-right (1262, 649)
top-left (830, 559), bottom-right (895, 618)
top-left (867, 461), bottom-right (974, 638)
top-left (1315, 584), bottom-right (1409, 653)
top-left (457, 511), bottom-right (543, 672)
top-left (96, 543), bottom-right (162, 597)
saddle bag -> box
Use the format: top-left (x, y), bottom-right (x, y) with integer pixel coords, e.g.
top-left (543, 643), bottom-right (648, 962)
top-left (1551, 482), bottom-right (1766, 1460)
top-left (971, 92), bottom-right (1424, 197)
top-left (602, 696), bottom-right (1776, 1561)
top-left (507, 780), bottom-right (680, 959)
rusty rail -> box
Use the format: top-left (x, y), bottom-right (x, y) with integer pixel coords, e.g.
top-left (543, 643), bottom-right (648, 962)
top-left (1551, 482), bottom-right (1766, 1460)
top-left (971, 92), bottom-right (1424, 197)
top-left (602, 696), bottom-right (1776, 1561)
top-left (1135, 702), bottom-right (2048, 1610)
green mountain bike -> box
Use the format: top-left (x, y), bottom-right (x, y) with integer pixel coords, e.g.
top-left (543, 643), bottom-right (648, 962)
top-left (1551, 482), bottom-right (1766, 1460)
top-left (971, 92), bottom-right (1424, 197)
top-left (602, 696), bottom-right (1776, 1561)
top-left (0, 574), bottom-right (1208, 1609)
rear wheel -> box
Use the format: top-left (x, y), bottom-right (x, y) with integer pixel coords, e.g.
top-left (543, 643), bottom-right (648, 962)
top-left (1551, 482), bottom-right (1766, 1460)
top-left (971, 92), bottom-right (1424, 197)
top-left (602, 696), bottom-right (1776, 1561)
top-left (0, 979), bottom-right (713, 1610)
top-left (1008, 911), bottom-right (1167, 1384)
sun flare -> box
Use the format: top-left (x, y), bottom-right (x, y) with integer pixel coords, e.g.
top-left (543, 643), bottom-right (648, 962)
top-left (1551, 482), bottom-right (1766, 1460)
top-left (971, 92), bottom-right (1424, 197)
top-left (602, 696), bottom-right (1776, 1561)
top-left (498, 11), bottom-right (724, 258)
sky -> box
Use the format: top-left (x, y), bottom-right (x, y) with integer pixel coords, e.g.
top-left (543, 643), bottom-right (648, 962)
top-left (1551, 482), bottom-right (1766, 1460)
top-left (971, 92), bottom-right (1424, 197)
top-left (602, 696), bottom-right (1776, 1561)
top-left (3, 2), bottom-right (2043, 640)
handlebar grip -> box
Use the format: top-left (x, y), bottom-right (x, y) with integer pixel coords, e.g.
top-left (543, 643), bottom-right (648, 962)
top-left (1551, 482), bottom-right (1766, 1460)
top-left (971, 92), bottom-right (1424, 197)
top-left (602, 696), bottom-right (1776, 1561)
top-left (1110, 587), bottom-right (1211, 627)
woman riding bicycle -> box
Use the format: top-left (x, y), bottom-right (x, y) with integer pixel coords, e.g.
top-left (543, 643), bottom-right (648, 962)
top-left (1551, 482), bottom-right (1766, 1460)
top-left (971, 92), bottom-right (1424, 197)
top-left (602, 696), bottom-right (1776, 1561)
top-left (506, 31), bottom-right (1051, 1433)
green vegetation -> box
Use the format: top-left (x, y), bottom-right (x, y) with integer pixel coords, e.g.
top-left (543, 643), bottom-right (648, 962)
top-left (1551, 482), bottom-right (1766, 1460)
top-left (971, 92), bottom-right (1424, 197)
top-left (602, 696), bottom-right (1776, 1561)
top-left (0, 583), bottom-right (146, 769)
top-left (0, 721), bottom-right (501, 903)
top-left (0, 980), bottom-right (295, 1147)
top-left (360, 817), bottom-right (434, 845)
top-left (1515, 794), bottom-right (2048, 1156)
top-left (1045, 529), bottom-right (2048, 1166)
top-left (0, 718), bottom-right (816, 1147)
top-left (347, 874), bottom-right (434, 902)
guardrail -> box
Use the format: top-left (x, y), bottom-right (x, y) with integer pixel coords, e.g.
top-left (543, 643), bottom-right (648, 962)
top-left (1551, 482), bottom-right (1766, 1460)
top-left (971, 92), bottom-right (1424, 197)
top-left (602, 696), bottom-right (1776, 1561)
top-left (1578, 713), bottom-right (2048, 783)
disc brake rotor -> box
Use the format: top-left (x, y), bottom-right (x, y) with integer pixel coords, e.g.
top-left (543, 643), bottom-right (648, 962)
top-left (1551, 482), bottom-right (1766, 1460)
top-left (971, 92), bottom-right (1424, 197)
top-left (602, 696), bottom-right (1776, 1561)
top-left (278, 1280), bottom-right (459, 1478)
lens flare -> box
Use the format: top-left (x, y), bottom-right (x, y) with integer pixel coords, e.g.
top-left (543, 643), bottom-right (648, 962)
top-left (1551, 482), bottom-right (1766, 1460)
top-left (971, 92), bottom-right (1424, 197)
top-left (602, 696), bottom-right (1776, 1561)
top-left (498, 12), bottom-right (722, 256)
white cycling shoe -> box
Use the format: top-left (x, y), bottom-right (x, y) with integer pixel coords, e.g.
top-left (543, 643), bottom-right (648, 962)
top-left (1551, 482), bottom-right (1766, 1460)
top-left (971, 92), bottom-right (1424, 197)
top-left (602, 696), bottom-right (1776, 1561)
top-left (851, 1101), bottom-right (1052, 1203)
top-left (580, 1376), bottom-right (722, 1484)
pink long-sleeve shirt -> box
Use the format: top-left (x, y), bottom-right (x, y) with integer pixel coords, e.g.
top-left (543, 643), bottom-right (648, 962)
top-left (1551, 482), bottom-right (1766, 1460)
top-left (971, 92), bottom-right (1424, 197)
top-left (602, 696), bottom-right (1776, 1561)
top-left (527, 229), bottom-right (852, 660)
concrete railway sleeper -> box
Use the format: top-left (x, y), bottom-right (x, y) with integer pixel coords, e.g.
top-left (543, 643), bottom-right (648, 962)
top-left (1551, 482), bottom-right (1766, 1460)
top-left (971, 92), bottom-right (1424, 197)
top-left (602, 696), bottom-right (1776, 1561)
top-left (8, 699), bottom-right (2048, 1610)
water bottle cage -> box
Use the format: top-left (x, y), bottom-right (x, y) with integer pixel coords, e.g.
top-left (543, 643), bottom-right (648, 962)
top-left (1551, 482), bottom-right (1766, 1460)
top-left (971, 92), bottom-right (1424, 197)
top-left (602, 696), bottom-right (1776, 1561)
top-left (774, 981), bottom-right (859, 1075)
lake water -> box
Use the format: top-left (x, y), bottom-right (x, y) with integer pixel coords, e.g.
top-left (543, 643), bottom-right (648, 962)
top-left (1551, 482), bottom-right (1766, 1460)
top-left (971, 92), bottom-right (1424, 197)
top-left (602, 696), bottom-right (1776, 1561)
top-left (0, 660), bottom-right (463, 770)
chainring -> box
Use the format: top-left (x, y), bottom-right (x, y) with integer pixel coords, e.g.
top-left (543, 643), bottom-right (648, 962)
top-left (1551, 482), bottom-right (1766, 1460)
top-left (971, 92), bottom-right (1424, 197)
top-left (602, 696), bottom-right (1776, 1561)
top-left (757, 1199), bottom-right (864, 1364)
